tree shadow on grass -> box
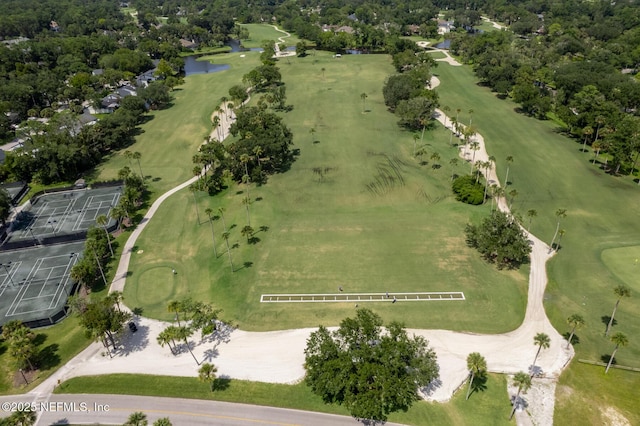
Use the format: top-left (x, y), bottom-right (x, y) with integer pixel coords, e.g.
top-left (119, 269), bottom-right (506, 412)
top-left (468, 373), bottom-right (488, 398)
top-left (601, 316), bottom-right (616, 333)
top-left (132, 307), bottom-right (144, 316)
top-left (37, 344), bottom-right (61, 370)
top-left (562, 332), bottom-right (581, 347)
top-left (212, 375), bottom-right (231, 392)
top-left (601, 354), bottom-right (616, 365)
top-left (248, 236), bottom-right (260, 245)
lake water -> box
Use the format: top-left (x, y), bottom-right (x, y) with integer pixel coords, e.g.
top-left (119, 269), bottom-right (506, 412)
top-left (226, 39), bottom-right (263, 53)
top-left (435, 39), bottom-right (451, 49)
top-left (183, 56), bottom-right (230, 76)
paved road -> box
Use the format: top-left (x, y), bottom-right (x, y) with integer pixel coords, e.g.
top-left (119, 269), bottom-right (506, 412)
top-left (2, 394), bottom-right (404, 426)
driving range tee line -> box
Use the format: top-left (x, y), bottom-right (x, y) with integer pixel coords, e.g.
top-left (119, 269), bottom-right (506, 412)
top-left (260, 292), bottom-right (465, 303)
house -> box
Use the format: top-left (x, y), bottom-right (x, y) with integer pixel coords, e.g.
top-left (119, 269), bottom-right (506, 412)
top-left (336, 26), bottom-right (354, 34)
top-left (90, 84), bottom-right (138, 114)
top-left (180, 39), bottom-right (199, 49)
top-left (50, 21), bottom-right (60, 32)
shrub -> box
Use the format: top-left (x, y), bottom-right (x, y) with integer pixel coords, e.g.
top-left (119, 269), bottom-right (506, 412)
top-left (452, 174), bottom-right (484, 205)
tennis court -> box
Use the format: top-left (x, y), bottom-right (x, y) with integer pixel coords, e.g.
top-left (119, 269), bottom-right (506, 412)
top-left (9, 186), bottom-right (122, 245)
top-left (0, 241), bottom-right (85, 327)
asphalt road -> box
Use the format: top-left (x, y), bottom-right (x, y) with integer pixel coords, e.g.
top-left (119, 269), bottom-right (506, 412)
top-left (1, 394), bottom-right (404, 426)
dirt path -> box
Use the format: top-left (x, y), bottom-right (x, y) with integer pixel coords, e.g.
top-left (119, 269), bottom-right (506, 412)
top-left (27, 62), bottom-right (570, 426)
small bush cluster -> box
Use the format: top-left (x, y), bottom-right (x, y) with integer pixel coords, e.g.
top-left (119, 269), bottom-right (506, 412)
top-left (452, 174), bottom-right (484, 205)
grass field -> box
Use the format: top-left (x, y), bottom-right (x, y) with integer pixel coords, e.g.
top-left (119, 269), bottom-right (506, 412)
top-left (0, 316), bottom-right (90, 395)
top-left (431, 59), bottom-right (640, 424)
top-left (240, 24), bottom-right (301, 48)
top-left (58, 373), bottom-right (512, 426)
top-left (92, 51), bottom-right (262, 196)
top-left (124, 52), bottom-right (528, 332)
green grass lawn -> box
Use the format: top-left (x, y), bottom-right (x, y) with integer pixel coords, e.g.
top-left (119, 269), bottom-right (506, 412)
top-left (240, 24), bottom-right (301, 48)
top-left (57, 373), bottom-right (511, 426)
top-left (432, 61), bottom-right (640, 424)
top-left (0, 316), bottom-right (90, 395)
top-left (92, 51), bottom-right (262, 197)
top-left (124, 52), bottom-right (528, 332)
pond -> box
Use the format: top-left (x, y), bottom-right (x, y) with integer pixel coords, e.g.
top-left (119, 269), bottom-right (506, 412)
top-left (183, 55), bottom-right (230, 76)
top-left (226, 39), bottom-right (263, 53)
top-left (435, 39), bottom-right (451, 49)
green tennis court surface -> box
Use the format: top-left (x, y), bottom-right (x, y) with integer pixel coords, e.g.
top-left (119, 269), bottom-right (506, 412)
top-left (0, 241), bottom-right (85, 327)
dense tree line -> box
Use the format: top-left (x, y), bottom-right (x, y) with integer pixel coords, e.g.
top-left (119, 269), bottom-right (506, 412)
top-left (382, 41), bottom-right (439, 131)
top-left (448, 0), bottom-right (640, 175)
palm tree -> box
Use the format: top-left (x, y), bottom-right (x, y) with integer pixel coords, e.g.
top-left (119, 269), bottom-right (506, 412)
top-left (605, 332), bottom-right (629, 374)
top-left (566, 314), bottom-right (585, 349)
top-left (253, 145), bottom-right (264, 168)
top-left (189, 185), bottom-right (201, 224)
top-left (95, 214), bottom-right (114, 256)
top-left (157, 329), bottom-right (176, 355)
top-left (218, 207), bottom-right (227, 232)
top-left (592, 141), bottom-right (603, 164)
top-left (430, 152), bottom-right (440, 168)
top-left (132, 151), bottom-right (143, 180)
top-left (168, 300), bottom-right (182, 326)
top-left (531, 332), bottom-right (551, 376)
top-left (482, 160), bottom-right (493, 202)
top-left (509, 372), bottom-right (532, 420)
top-left (456, 108), bottom-right (461, 123)
top-left (504, 155), bottom-right (513, 186)
top-left (469, 141), bottom-right (480, 173)
top-left (153, 418), bottom-right (173, 426)
top-left (360, 92), bottom-right (368, 112)
top-left (321, 67), bottom-right (325, 80)
top-left (605, 285), bottom-right (631, 336)
top-left (449, 116), bottom-right (457, 146)
top-left (442, 105), bottom-right (450, 127)
top-left (242, 194), bottom-right (251, 227)
top-left (108, 290), bottom-right (124, 313)
top-left (526, 209), bottom-right (537, 231)
top-left (241, 225), bottom-right (254, 242)
top-left (581, 126), bottom-right (593, 153)
top-left (508, 189), bottom-right (518, 210)
top-left (212, 115), bottom-right (221, 141)
top-left (222, 231), bottom-right (234, 272)
top-left (86, 239), bottom-right (108, 287)
top-left (176, 326), bottom-right (199, 365)
top-left (449, 158), bottom-right (459, 180)
top-left (309, 127), bottom-right (316, 143)
top-left (198, 362), bottom-right (218, 391)
top-left (204, 208), bottom-right (218, 258)
top-left (124, 411), bottom-right (147, 426)
top-left (465, 352), bottom-right (487, 400)
top-left (555, 229), bottom-right (566, 251)
top-left (123, 150), bottom-right (133, 167)
top-left (550, 208), bottom-right (567, 250)
top-left (468, 108), bottom-right (474, 125)
top-left (10, 409), bottom-right (36, 426)
top-left (412, 134), bottom-right (419, 157)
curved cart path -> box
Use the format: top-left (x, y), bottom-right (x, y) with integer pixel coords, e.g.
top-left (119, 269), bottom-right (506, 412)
top-left (28, 71), bottom-right (571, 425)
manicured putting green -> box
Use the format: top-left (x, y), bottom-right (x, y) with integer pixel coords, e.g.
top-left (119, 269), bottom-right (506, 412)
top-left (601, 246), bottom-right (640, 292)
top-left (134, 264), bottom-right (183, 308)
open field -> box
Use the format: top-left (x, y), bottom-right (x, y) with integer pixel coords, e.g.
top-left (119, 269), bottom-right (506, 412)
top-left (93, 51), bottom-right (262, 196)
top-left (124, 52), bottom-right (528, 332)
top-left (58, 373), bottom-right (512, 426)
top-left (240, 24), bottom-right (301, 48)
top-left (431, 60), bottom-right (640, 422)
